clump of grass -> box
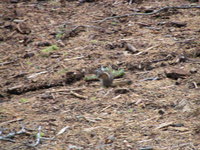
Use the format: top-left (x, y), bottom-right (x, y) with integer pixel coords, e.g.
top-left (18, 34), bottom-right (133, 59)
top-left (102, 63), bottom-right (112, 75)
top-left (84, 67), bottom-right (125, 81)
top-left (41, 45), bottom-right (59, 53)
top-left (84, 75), bottom-right (97, 81)
top-left (25, 61), bottom-right (32, 65)
top-left (56, 32), bottom-right (65, 40)
top-left (90, 40), bottom-right (98, 44)
top-left (58, 68), bottom-right (69, 75)
top-left (111, 21), bottom-right (118, 25)
top-left (19, 98), bottom-right (29, 103)
top-left (40, 45), bottom-right (59, 57)
top-left (90, 97), bottom-right (97, 101)
top-left (35, 132), bottom-right (45, 138)
top-left (111, 68), bottom-right (125, 78)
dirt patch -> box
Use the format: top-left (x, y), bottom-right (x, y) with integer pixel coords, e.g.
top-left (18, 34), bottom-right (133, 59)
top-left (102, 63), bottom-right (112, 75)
top-left (0, 0), bottom-right (200, 149)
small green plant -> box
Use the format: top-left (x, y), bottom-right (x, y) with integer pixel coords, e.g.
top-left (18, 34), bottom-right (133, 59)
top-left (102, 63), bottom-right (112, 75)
top-left (40, 45), bottom-right (59, 57)
top-left (41, 45), bottom-right (59, 53)
top-left (90, 40), bottom-right (98, 44)
top-left (128, 109), bottom-right (133, 113)
top-left (111, 68), bottom-right (125, 78)
top-left (55, 26), bottom-right (66, 40)
top-left (58, 68), bottom-right (68, 75)
top-left (56, 32), bottom-right (65, 40)
top-left (25, 61), bottom-right (32, 65)
top-left (19, 98), bottom-right (29, 103)
top-left (90, 97), bottom-right (97, 101)
top-left (84, 68), bottom-right (125, 81)
top-left (36, 132), bottom-right (44, 138)
top-left (63, 52), bottom-right (68, 56)
top-left (0, 107), bottom-right (6, 113)
top-left (84, 75), bottom-right (97, 81)
top-left (111, 22), bottom-right (118, 25)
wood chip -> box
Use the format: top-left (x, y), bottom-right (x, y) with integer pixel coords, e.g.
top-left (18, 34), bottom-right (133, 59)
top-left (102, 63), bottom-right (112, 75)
top-left (156, 121), bottom-right (174, 129)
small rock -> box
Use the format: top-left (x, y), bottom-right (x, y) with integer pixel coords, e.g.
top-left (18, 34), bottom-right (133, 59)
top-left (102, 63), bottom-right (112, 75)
top-left (171, 123), bottom-right (184, 127)
top-left (23, 52), bottom-right (35, 58)
top-left (165, 68), bottom-right (190, 80)
top-left (187, 0), bottom-right (199, 2)
top-left (40, 92), bottom-right (53, 99)
top-left (105, 135), bottom-right (115, 144)
top-left (190, 68), bottom-right (198, 74)
top-left (176, 54), bottom-right (187, 63)
top-left (79, 0), bottom-right (95, 3)
top-left (37, 41), bottom-right (51, 47)
top-left (158, 109), bottom-right (165, 115)
top-left (105, 43), bottom-right (116, 50)
top-left (10, 0), bottom-right (19, 3)
top-left (175, 78), bottom-right (182, 85)
top-left (139, 146), bottom-right (153, 150)
top-left (114, 88), bottom-right (130, 94)
top-left (0, 37), bottom-right (4, 41)
top-left (166, 21), bottom-right (187, 28)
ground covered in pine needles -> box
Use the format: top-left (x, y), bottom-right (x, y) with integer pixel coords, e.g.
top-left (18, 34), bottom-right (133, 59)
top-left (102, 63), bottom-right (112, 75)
top-left (0, 0), bottom-right (200, 149)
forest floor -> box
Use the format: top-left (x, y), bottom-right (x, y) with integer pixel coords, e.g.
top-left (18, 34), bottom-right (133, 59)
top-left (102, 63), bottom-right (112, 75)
top-left (0, 0), bottom-right (200, 150)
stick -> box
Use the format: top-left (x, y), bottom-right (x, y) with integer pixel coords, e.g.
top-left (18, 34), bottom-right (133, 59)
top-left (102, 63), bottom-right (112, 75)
top-left (0, 118), bottom-right (24, 127)
top-left (95, 5), bottom-right (200, 23)
top-left (27, 71), bottom-right (48, 79)
top-left (27, 126), bottom-right (42, 147)
top-left (48, 88), bottom-right (85, 93)
top-left (70, 91), bottom-right (87, 100)
top-left (0, 125), bottom-right (26, 142)
top-left (64, 56), bottom-right (84, 61)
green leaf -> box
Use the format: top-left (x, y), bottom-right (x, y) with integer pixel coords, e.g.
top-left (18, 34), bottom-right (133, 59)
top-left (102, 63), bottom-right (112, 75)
top-left (36, 132), bottom-right (44, 138)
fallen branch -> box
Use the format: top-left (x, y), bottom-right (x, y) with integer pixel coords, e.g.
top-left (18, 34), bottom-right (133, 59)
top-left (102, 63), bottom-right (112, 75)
top-left (0, 60), bottom-right (17, 66)
top-left (95, 5), bottom-right (200, 23)
top-left (0, 126), bottom-right (27, 142)
top-left (48, 87), bottom-right (85, 93)
top-left (6, 71), bottom-right (84, 95)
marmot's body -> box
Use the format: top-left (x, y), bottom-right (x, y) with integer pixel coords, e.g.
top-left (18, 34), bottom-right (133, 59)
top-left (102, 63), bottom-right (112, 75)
top-left (95, 68), bottom-right (113, 87)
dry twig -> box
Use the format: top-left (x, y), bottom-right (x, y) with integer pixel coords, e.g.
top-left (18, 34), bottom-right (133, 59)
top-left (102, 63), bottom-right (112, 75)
top-left (27, 126), bottom-right (42, 147)
top-left (27, 71), bottom-right (48, 79)
top-left (0, 125), bottom-right (26, 142)
top-left (70, 91), bottom-right (87, 100)
top-left (95, 5), bottom-right (200, 23)
top-left (0, 118), bottom-right (24, 127)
